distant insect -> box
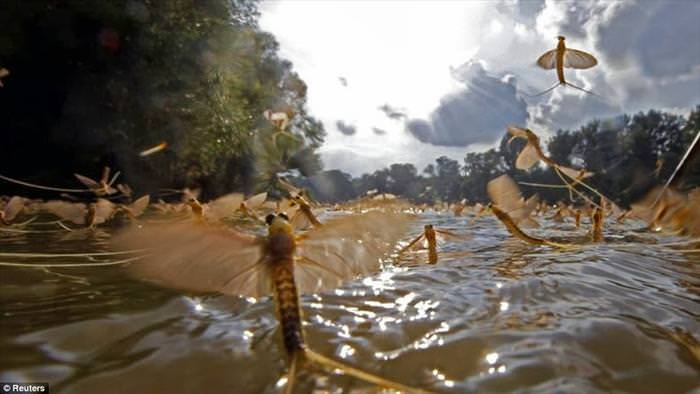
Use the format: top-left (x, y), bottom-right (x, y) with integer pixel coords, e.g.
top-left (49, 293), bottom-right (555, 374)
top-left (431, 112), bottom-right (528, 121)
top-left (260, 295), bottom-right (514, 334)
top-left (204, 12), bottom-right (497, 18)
top-left (264, 109), bottom-right (301, 146)
top-left (74, 166), bottom-right (120, 196)
top-left (139, 142), bottom-right (168, 157)
top-left (399, 224), bottom-right (466, 264)
top-left (530, 36), bottom-right (598, 97)
top-left (0, 68), bottom-right (9, 87)
top-left (114, 211), bottom-right (427, 393)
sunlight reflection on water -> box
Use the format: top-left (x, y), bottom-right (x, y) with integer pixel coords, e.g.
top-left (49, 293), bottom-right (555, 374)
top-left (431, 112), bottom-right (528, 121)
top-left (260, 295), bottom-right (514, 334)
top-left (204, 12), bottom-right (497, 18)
top-left (0, 212), bottom-right (699, 393)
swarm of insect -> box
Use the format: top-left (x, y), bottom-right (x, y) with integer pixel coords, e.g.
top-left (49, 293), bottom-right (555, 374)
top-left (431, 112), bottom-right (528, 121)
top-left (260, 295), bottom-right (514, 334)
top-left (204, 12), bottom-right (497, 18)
top-left (113, 210), bottom-right (429, 393)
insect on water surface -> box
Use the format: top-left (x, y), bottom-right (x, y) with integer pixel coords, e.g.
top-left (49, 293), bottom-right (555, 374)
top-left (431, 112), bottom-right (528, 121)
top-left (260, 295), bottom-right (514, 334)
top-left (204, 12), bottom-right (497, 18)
top-left (114, 209), bottom-right (431, 393)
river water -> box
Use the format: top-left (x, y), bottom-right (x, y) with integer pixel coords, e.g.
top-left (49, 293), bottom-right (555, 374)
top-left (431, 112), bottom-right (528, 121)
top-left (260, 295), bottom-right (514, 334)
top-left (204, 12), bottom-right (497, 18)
top-left (1, 212), bottom-right (698, 393)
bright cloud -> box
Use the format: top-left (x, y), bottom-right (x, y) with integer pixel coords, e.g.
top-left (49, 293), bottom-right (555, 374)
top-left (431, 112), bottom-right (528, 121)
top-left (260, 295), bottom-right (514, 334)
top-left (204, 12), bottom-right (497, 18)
top-left (260, 0), bottom-right (700, 176)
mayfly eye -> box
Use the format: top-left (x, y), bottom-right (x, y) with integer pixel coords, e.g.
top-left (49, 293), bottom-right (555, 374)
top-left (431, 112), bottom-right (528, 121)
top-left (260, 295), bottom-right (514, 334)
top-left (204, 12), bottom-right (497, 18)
top-left (265, 213), bottom-right (276, 225)
top-left (279, 213), bottom-right (289, 221)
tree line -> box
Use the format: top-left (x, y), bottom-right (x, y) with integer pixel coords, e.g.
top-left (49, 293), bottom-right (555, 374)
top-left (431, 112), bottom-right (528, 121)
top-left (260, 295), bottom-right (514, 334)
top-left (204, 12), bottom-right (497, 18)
top-left (299, 107), bottom-right (700, 207)
top-left (0, 0), bottom-right (323, 199)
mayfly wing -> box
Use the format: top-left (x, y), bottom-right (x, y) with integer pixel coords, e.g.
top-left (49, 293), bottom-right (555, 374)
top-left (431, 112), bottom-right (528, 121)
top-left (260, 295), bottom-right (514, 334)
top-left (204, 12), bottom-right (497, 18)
top-left (536, 49), bottom-right (558, 69)
top-left (205, 193), bottom-right (244, 221)
top-left (516, 143), bottom-right (540, 170)
top-left (487, 174), bottom-right (523, 213)
top-left (74, 173), bottom-right (100, 189)
top-left (245, 192), bottom-right (268, 210)
top-left (563, 48), bottom-right (598, 69)
top-left (294, 211), bottom-right (411, 294)
top-left (127, 195), bottom-right (150, 218)
top-left (93, 199), bottom-right (117, 224)
top-left (43, 200), bottom-right (87, 224)
top-left (3, 196), bottom-right (25, 222)
top-left (291, 209), bottom-right (313, 231)
top-left (113, 222), bottom-right (268, 298)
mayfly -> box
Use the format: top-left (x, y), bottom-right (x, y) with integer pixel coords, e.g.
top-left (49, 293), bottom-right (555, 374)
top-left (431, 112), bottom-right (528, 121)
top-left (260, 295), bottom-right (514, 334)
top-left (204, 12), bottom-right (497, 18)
top-left (74, 166), bottom-right (120, 196)
top-left (399, 224), bottom-right (466, 265)
top-left (507, 125), bottom-right (603, 206)
top-left (490, 205), bottom-right (571, 248)
top-left (139, 141), bottom-right (168, 157)
top-left (43, 199), bottom-right (116, 227)
top-left (114, 211), bottom-right (429, 393)
top-left (264, 109), bottom-right (301, 146)
top-left (530, 36), bottom-right (598, 97)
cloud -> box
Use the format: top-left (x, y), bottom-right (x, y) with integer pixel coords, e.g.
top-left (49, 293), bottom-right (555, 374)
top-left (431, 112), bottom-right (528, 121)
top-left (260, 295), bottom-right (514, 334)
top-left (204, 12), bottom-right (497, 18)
top-left (372, 127), bottom-right (387, 135)
top-left (405, 61), bottom-right (529, 147)
top-left (377, 103), bottom-right (407, 120)
top-left (335, 120), bottom-right (357, 136)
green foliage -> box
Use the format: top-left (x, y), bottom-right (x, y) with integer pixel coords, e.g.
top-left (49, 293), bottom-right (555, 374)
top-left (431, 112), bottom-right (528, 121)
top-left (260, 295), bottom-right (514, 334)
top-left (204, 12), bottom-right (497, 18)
top-left (0, 0), bottom-right (324, 198)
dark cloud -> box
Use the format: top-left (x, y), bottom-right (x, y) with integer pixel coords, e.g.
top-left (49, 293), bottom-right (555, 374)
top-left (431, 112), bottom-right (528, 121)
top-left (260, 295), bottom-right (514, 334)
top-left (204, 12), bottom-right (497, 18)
top-left (377, 103), bottom-right (407, 120)
top-left (338, 76), bottom-right (347, 87)
top-left (372, 127), bottom-right (387, 136)
top-left (595, 1), bottom-right (700, 79)
top-left (335, 120), bottom-right (357, 135)
top-left (405, 62), bottom-right (529, 147)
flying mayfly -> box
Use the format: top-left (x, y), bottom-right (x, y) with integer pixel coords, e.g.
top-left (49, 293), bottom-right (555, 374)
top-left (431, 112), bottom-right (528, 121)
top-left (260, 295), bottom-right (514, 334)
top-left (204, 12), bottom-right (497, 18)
top-left (74, 166), bottom-right (120, 196)
top-left (114, 210), bottom-right (430, 393)
top-left (530, 36), bottom-right (598, 97)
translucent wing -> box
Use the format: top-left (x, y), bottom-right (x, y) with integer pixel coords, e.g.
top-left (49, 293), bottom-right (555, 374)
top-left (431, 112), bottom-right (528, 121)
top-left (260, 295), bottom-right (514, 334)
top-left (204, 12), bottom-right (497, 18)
top-left (205, 193), bottom-right (244, 221)
top-left (507, 125), bottom-right (529, 140)
top-left (536, 49), bottom-right (558, 69)
top-left (563, 48), bottom-right (598, 69)
top-left (488, 174), bottom-right (523, 213)
top-left (43, 201), bottom-right (86, 224)
top-left (294, 211), bottom-right (411, 294)
top-left (245, 192), bottom-right (268, 209)
top-left (93, 199), bottom-right (117, 224)
top-left (74, 173), bottom-right (99, 189)
top-left (3, 196), bottom-right (25, 222)
top-left (113, 222), bottom-right (267, 297)
top-left (516, 143), bottom-right (540, 170)
top-left (127, 195), bottom-right (150, 218)
top-left (487, 175), bottom-right (537, 224)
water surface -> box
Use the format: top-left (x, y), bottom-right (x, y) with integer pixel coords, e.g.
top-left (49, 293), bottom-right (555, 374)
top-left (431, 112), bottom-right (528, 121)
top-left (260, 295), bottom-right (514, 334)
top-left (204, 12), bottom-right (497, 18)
top-left (1, 213), bottom-right (698, 393)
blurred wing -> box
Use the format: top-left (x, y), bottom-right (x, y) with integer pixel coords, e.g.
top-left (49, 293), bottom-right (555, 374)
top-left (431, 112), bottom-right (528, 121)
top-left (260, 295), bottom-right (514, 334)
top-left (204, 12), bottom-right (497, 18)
top-left (536, 49), bottom-right (558, 69)
top-left (128, 195), bottom-right (150, 217)
top-left (245, 192), bottom-right (267, 209)
top-left (205, 193), bottom-right (244, 221)
top-left (291, 210), bottom-right (313, 231)
top-left (4, 196), bottom-right (25, 222)
top-left (563, 49), bottom-right (598, 69)
top-left (295, 211), bottom-right (412, 294)
top-left (74, 173), bottom-right (99, 189)
top-left (516, 143), bottom-right (540, 170)
top-left (113, 222), bottom-right (267, 297)
top-left (487, 174), bottom-right (523, 213)
top-left (93, 199), bottom-right (116, 224)
top-left (43, 201), bottom-right (86, 224)
top-left (434, 229), bottom-right (471, 243)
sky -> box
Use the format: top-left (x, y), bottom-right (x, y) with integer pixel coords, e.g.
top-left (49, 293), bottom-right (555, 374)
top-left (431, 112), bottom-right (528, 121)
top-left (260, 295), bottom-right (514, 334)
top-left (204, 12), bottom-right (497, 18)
top-left (260, 0), bottom-right (700, 176)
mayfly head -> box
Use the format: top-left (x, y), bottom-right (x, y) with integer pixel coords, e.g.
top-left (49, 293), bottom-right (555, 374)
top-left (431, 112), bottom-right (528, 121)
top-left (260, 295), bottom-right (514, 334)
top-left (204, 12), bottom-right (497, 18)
top-left (265, 213), bottom-right (296, 256)
top-left (557, 35), bottom-right (565, 41)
